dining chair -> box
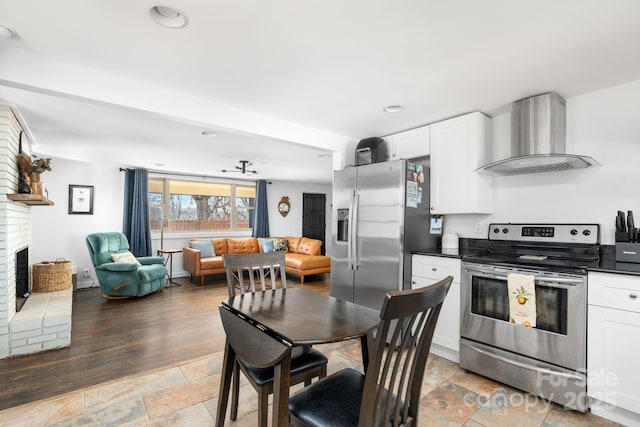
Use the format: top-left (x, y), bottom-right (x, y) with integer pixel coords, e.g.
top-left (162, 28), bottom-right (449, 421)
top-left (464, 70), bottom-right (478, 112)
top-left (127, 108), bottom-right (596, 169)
top-left (221, 252), bottom-right (328, 427)
top-left (288, 275), bottom-right (454, 427)
top-left (222, 252), bottom-right (286, 299)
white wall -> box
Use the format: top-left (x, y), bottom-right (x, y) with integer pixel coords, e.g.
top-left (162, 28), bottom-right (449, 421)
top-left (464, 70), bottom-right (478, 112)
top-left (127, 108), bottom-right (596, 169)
top-left (31, 158), bottom-right (124, 287)
top-left (29, 160), bottom-right (333, 285)
top-left (267, 180), bottom-right (332, 255)
top-left (445, 79), bottom-right (640, 245)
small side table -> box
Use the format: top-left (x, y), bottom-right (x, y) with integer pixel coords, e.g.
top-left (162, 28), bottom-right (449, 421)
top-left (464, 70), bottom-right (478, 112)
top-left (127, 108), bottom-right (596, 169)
top-left (157, 248), bottom-right (182, 287)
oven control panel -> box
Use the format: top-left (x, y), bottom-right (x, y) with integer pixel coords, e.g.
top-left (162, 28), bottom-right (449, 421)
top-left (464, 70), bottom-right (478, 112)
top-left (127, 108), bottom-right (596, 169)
top-left (488, 223), bottom-right (599, 244)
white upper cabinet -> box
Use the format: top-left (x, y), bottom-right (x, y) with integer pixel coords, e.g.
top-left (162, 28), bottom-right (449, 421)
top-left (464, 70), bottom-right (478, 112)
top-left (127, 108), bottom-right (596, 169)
top-left (430, 112), bottom-right (492, 214)
top-left (386, 125), bottom-right (430, 161)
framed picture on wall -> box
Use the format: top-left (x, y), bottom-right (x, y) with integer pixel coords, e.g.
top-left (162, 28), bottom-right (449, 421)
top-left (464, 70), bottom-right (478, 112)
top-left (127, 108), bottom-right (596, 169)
top-left (68, 185), bottom-right (94, 215)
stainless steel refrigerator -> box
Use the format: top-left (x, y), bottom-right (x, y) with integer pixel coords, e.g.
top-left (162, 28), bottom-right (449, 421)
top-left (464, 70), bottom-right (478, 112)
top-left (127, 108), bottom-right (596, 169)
top-left (331, 159), bottom-right (440, 310)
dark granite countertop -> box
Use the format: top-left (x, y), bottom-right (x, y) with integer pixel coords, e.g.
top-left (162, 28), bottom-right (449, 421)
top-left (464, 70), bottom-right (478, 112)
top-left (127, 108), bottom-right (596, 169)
top-left (412, 238), bottom-right (489, 260)
top-left (414, 242), bottom-right (640, 276)
top-left (588, 245), bottom-right (640, 276)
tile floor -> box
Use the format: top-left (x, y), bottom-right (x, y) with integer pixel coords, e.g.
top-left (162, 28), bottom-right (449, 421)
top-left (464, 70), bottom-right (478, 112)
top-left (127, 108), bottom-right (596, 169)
top-left (0, 340), bottom-right (619, 427)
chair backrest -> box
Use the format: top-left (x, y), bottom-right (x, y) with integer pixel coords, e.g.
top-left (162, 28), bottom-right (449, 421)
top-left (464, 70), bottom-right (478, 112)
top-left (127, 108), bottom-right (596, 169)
top-left (222, 252), bottom-right (287, 299)
top-left (86, 232), bottom-right (131, 267)
top-left (359, 275), bottom-right (453, 427)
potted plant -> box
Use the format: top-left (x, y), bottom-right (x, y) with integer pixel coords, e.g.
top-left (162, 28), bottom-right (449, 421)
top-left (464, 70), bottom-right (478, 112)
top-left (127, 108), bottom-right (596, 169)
top-left (18, 155), bottom-right (52, 195)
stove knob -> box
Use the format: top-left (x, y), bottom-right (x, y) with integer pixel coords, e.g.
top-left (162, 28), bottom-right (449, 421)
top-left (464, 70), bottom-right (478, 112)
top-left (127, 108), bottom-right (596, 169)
top-left (570, 229), bottom-right (578, 236)
top-left (502, 228), bottom-right (509, 234)
top-left (583, 229), bottom-right (591, 236)
top-left (493, 228), bottom-right (500, 234)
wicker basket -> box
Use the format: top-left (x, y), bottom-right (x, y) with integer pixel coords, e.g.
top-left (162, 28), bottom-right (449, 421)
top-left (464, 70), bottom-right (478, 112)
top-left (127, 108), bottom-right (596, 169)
top-left (32, 259), bottom-right (72, 292)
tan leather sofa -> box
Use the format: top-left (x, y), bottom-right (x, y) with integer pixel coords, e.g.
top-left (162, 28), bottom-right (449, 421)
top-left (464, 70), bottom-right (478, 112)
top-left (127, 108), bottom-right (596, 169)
top-left (183, 237), bottom-right (331, 286)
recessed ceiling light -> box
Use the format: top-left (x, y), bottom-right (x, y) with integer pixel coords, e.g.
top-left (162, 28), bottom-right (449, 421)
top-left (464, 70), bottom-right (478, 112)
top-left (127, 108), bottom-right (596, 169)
top-left (383, 105), bottom-right (404, 113)
top-left (149, 5), bottom-right (188, 29)
top-left (200, 130), bottom-right (217, 137)
top-left (317, 154), bottom-right (331, 158)
top-left (0, 25), bottom-right (13, 40)
top-left (154, 162), bottom-right (165, 166)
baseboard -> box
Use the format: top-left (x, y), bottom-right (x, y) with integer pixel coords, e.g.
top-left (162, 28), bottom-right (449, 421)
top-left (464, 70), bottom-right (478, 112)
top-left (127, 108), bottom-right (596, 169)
top-left (589, 399), bottom-right (640, 426)
top-left (429, 343), bottom-right (459, 363)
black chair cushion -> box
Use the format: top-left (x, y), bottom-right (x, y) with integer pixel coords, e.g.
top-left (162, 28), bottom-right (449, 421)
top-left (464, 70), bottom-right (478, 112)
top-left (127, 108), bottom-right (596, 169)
top-left (240, 347), bottom-right (328, 387)
top-left (288, 368), bottom-right (364, 427)
top-left (288, 368), bottom-right (404, 427)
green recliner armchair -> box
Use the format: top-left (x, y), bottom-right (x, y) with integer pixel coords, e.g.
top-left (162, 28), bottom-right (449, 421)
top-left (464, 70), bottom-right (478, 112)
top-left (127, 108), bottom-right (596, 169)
top-left (86, 232), bottom-right (167, 298)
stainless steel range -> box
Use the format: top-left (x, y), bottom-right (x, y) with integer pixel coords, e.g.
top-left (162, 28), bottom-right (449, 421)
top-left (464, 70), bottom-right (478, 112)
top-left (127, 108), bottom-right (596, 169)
top-left (460, 223), bottom-right (600, 412)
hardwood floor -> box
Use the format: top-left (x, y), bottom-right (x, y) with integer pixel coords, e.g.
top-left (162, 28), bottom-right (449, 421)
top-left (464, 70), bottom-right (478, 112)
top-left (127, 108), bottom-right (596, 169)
top-left (0, 273), bottom-right (330, 411)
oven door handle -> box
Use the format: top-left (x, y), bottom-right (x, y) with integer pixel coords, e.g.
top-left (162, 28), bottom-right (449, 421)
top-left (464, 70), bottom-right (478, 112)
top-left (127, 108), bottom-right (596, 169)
top-left (467, 342), bottom-right (585, 382)
top-left (463, 265), bottom-right (584, 286)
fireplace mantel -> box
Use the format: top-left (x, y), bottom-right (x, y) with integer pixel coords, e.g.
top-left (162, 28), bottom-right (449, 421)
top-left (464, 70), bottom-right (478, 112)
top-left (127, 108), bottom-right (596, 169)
top-left (7, 194), bottom-right (54, 206)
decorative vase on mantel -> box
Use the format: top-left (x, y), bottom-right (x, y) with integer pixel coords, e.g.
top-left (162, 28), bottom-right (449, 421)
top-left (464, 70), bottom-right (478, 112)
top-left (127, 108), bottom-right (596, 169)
top-left (17, 171), bottom-right (31, 194)
top-left (29, 172), bottom-right (43, 195)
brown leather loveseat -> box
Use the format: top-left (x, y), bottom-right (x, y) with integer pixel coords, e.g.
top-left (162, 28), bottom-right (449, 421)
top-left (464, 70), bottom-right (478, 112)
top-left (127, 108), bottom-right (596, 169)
top-left (183, 237), bottom-right (331, 286)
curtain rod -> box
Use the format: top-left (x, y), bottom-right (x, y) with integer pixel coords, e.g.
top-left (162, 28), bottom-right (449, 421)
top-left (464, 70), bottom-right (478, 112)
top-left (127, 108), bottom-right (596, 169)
top-left (119, 167), bottom-right (272, 184)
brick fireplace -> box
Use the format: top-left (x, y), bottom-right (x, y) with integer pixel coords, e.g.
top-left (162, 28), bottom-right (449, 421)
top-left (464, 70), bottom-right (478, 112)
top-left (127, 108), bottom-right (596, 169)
top-left (0, 106), bottom-right (71, 359)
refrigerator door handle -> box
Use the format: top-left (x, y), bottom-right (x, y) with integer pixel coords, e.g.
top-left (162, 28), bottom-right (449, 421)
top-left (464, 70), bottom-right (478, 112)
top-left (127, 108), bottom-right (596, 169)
top-left (347, 191), bottom-right (355, 270)
top-left (352, 192), bottom-right (360, 271)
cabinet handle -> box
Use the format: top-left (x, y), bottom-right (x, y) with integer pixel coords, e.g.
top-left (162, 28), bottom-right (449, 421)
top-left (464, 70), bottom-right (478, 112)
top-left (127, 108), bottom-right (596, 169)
top-left (432, 267), bottom-right (437, 271)
top-left (430, 207), bottom-right (435, 211)
top-left (412, 280), bottom-right (416, 285)
top-left (630, 293), bottom-right (638, 299)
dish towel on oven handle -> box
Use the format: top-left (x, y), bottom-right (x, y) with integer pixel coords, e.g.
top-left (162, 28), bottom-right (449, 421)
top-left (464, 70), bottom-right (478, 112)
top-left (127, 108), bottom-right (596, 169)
top-left (507, 273), bottom-right (536, 328)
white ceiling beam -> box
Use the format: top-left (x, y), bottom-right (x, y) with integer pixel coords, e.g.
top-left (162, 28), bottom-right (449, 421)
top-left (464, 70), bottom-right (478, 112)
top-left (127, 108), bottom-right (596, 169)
top-left (0, 46), bottom-right (353, 152)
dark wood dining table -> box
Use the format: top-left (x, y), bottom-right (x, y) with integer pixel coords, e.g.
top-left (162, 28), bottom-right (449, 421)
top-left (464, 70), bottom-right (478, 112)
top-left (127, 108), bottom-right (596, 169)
top-left (215, 288), bottom-right (380, 427)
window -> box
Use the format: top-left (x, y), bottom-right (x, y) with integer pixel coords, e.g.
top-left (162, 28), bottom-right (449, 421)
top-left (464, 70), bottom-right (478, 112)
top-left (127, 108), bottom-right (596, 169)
top-left (149, 177), bottom-right (256, 233)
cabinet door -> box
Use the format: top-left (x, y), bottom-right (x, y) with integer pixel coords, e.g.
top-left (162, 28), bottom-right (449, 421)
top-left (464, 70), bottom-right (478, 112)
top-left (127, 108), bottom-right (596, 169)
top-left (412, 276), bottom-right (460, 359)
top-left (387, 126), bottom-right (430, 161)
top-left (411, 255), bottom-right (461, 361)
top-left (588, 305), bottom-right (640, 413)
top-left (412, 254), bottom-right (461, 283)
top-left (430, 112), bottom-right (492, 214)
top-left (588, 272), bottom-right (640, 313)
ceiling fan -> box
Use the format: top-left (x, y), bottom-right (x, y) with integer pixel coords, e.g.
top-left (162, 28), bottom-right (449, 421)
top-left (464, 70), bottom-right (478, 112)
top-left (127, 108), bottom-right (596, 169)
top-left (221, 160), bottom-right (258, 175)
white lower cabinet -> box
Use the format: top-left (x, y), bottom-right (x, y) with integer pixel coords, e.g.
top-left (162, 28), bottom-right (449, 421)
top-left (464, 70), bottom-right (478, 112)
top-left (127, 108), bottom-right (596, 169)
top-left (411, 255), bottom-right (461, 362)
top-left (588, 271), bottom-right (640, 425)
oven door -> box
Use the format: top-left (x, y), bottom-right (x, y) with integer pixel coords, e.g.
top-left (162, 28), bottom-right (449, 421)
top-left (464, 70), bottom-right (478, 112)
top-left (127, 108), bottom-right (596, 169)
top-left (460, 262), bottom-right (586, 371)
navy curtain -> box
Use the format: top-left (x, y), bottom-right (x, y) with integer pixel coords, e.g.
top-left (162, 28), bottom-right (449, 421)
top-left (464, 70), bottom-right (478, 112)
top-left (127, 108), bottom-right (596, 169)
top-left (123, 168), bottom-right (152, 257)
top-left (252, 179), bottom-right (270, 237)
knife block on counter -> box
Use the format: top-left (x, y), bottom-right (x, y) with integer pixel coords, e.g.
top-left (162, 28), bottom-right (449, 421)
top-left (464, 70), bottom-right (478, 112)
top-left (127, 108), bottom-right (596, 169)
top-left (616, 243), bottom-right (640, 263)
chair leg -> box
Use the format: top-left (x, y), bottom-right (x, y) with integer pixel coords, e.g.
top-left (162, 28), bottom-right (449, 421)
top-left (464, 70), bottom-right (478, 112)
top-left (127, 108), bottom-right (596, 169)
top-left (258, 388), bottom-right (269, 427)
top-left (300, 275), bottom-right (304, 285)
top-left (201, 275), bottom-right (204, 287)
top-left (230, 361), bottom-right (240, 421)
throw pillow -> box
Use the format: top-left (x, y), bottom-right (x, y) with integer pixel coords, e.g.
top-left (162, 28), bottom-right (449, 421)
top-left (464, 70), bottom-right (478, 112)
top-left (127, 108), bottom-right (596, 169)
top-left (272, 237), bottom-right (289, 252)
top-left (287, 237), bottom-right (301, 253)
top-left (259, 238), bottom-right (274, 253)
top-left (111, 251), bottom-right (141, 265)
top-left (189, 240), bottom-right (216, 258)
top-left (298, 237), bottom-right (323, 255)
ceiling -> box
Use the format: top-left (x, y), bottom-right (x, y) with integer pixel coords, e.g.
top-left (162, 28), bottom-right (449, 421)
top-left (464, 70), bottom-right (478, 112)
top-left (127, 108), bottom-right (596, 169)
top-left (1, 1), bottom-right (639, 183)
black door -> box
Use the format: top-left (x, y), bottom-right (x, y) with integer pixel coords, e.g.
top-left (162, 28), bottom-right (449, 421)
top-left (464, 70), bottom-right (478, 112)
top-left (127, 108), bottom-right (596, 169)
top-left (302, 193), bottom-right (326, 255)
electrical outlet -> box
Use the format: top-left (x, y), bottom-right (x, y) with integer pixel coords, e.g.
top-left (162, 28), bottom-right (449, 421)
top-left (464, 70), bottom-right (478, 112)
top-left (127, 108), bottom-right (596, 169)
top-left (83, 268), bottom-right (90, 278)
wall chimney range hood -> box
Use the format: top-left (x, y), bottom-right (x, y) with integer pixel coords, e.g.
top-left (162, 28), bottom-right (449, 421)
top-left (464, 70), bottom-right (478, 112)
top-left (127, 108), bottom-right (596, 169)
top-left (478, 92), bottom-right (599, 176)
